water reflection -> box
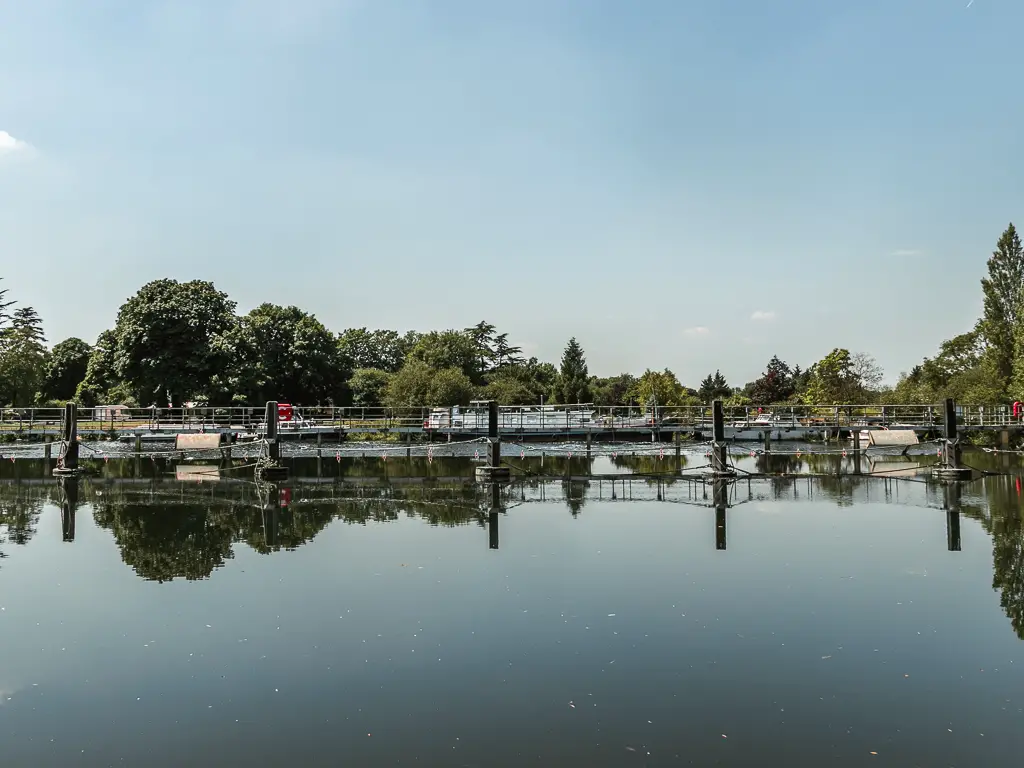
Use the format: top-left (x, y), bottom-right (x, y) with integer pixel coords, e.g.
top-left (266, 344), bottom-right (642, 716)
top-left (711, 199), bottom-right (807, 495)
top-left (2, 451), bottom-right (1024, 641)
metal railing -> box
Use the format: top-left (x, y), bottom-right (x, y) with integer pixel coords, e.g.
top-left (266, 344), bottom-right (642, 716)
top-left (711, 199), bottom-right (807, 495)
top-left (1, 403), bottom-right (1021, 434)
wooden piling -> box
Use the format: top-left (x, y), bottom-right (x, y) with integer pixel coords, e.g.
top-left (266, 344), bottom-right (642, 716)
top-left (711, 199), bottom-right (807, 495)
top-left (53, 402), bottom-right (79, 475)
top-left (476, 400), bottom-right (509, 481)
top-left (710, 400), bottom-right (732, 476)
top-left (935, 398), bottom-right (970, 479)
top-left (266, 401), bottom-right (280, 463)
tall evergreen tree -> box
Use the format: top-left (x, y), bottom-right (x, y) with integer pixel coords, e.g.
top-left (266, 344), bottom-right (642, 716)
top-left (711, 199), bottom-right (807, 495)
top-left (0, 277), bottom-right (13, 333)
top-left (980, 223), bottom-right (1024, 393)
top-left (698, 370), bottom-right (730, 403)
top-left (558, 337), bottom-right (590, 404)
top-left (465, 321), bottom-right (497, 376)
top-left (0, 306), bottom-right (48, 406)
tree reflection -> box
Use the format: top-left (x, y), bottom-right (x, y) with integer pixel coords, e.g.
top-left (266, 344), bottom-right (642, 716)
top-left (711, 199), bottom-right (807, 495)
top-left (964, 476), bottom-right (1024, 640)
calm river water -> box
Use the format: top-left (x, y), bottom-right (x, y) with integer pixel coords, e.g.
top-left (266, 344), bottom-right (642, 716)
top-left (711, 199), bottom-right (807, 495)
top-left (1, 447), bottom-right (1023, 766)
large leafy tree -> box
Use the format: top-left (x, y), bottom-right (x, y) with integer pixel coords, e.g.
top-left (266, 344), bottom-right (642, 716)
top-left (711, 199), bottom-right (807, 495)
top-left (802, 348), bottom-right (882, 404)
top-left (980, 223), bottom-right (1024, 394)
top-left (0, 307), bottom-right (49, 407)
top-left (39, 337), bottom-right (92, 402)
top-left (215, 303), bottom-right (341, 405)
top-left (385, 359), bottom-right (473, 407)
top-left (337, 328), bottom-right (419, 373)
top-left (492, 333), bottom-right (524, 369)
top-left (748, 356), bottom-right (793, 404)
top-left (484, 357), bottom-right (559, 404)
top-left (629, 369), bottom-right (690, 407)
top-left (75, 330), bottom-right (122, 406)
top-left (112, 279), bottom-right (236, 406)
top-left (557, 337), bottom-right (590, 403)
top-left (590, 373), bottom-right (637, 406)
top-left (407, 330), bottom-right (479, 382)
top-left (349, 368), bottom-right (393, 408)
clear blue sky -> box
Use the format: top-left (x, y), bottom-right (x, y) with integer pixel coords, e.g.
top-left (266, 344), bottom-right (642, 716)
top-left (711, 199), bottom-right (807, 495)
top-left (1, 0), bottom-right (1021, 386)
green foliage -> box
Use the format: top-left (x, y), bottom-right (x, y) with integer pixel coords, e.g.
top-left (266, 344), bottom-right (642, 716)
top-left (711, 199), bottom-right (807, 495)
top-left (590, 374), bottom-right (637, 406)
top-left (349, 368), bottom-right (392, 408)
top-left (802, 349), bottom-right (881, 404)
top-left (337, 328), bottom-right (418, 373)
top-left (213, 304), bottom-right (342, 405)
top-left (385, 360), bottom-right (473, 407)
top-left (0, 307), bottom-right (49, 407)
top-left (465, 320), bottom-right (497, 375)
top-left (75, 330), bottom-right (122, 406)
top-left (493, 333), bottom-right (524, 368)
top-left (40, 337), bottom-right (92, 402)
top-left (981, 223), bottom-right (1024, 392)
top-left (485, 358), bottom-right (558, 404)
top-left (112, 279), bottom-right (236, 406)
top-left (407, 330), bottom-right (479, 382)
top-left (748, 356), bottom-right (794, 404)
top-left (697, 370), bottom-right (730, 403)
top-left (629, 369), bottom-right (687, 407)
top-left (557, 337), bottom-right (590, 403)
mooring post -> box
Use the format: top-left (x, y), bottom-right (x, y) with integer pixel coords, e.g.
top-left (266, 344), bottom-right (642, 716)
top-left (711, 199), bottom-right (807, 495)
top-left (53, 402), bottom-right (79, 474)
top-left (935, 398), bottom-right (970, 479)
top-left (266, 401), bottom-right (280, 464)
top-left (43, 437), bottom-right (52, 462)
top-left (944, 482), bottom-right (962, 551)
top-left (713, 477), bottom-right (728, 551)
top-left (710, 400), bottom-right (732, 476)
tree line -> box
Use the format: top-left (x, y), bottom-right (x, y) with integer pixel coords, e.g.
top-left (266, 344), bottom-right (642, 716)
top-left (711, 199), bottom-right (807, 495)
top-left (0, 222), bottom-right (1020, 410)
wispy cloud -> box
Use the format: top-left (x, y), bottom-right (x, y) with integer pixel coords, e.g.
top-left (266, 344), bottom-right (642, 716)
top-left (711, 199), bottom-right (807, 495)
top-left (750, 310), bottom-right (776, 322)
top-left (890, 248), bottom-right (922, 257)
top-left (683, 326), bottom-right (709, 337)
top-left (0, 131), bottom-right (29, 154)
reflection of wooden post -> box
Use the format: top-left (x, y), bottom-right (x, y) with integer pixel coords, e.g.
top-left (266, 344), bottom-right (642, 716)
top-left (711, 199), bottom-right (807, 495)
top-left (489, 483), bottom-right (501, 550)
top-left (944, 483), bottom-right (962, 552)
top-left (59, 476), bottom-right (79, 542)
top-left (263, 485), bottom-right (280, 548)
top-left (713, 477), bottom-right (728, 550)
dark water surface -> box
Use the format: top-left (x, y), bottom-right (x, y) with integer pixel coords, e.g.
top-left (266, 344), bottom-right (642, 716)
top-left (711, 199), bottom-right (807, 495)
top-left (2, 451), bottom-right (1024, 767)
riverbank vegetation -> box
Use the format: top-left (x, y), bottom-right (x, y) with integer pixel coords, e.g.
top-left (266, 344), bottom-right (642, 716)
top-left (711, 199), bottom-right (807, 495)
top-left (0, 223), bottom-right (1020, 409)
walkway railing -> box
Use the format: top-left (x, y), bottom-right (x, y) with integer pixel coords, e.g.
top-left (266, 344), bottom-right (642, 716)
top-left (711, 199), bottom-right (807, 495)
top-left (1, 403), bottom-right (1021, 433)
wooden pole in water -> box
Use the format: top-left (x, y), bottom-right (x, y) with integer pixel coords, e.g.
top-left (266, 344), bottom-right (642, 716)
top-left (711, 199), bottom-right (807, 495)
top-left (266, 401), bottom-right (280, 464)
top-left (62, 403), bottom-right (79, 471)
top-left (711, 400), bottom-right (730, 475)
top-left (488, 400), bottom-right (500, 467)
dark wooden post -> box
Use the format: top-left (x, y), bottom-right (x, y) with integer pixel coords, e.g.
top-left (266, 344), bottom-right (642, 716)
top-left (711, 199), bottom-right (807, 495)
top-left (266, 401), bottom-right (280, 463)
top-left (935, 397), bottom-right (970, 479)
top-left (711, 400), bottom-right (731, 475)
top-left (55, 402), bottom-right (79, 474)
top-left (488, 400), bottom-right (500, 465)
